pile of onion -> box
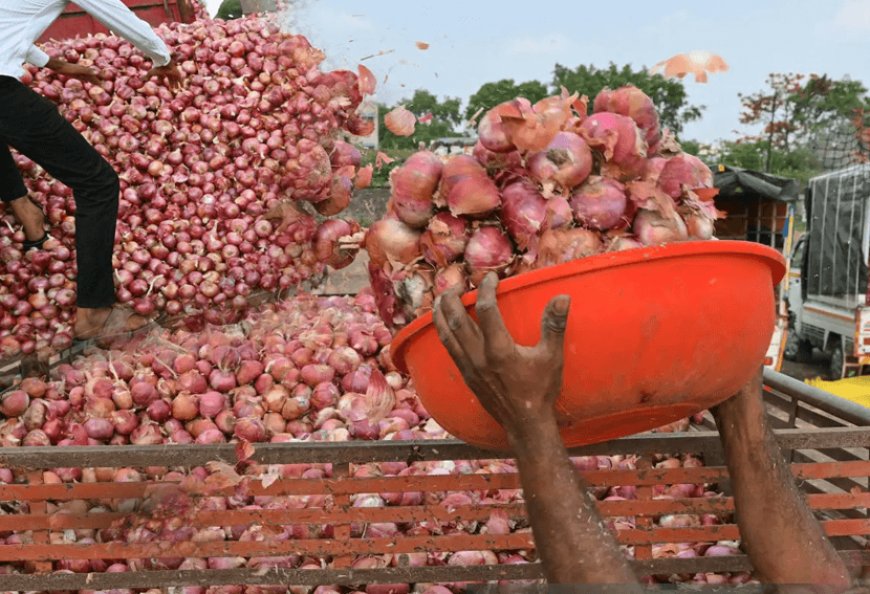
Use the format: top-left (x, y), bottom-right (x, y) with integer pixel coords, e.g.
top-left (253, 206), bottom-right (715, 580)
top-left (365, 85), bottom-right (723, 328)
top-left (0, 14), bottom-right (371, 358)
top-left (0, 285), bottom-right (725, 585)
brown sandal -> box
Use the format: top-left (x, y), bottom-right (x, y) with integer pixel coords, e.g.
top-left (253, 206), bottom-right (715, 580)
top-left (73, 306), bottom-right (159, 348)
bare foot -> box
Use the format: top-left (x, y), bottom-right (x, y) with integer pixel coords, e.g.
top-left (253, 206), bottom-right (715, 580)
top-left (9, 196), bottom-right (45, 242)
top-left (74, 307), bottom-right (150, 340)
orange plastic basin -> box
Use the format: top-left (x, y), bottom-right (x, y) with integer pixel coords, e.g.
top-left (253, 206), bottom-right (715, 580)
top-left (392, 241), bottom-right (786, 450)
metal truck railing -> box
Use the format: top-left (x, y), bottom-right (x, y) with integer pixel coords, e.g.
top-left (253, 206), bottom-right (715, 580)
top-left (0, 431), bottom-right (866, 588)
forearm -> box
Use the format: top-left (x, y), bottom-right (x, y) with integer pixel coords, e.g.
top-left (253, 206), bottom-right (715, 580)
top-left (508, 414), bottom-right (641, 588)
top-left (712, 371), bottom-right (853, 588)
top-left (76, 0), bottom-right (171, 66)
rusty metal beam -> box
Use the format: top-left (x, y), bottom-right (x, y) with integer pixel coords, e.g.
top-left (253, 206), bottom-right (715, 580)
top-left (0, 428), bottom-right (867, 469)
top-left (763, 369), bottom-right (870, 425)
top-left (3, 461), bottom-right (867, 502)
top-left (1, 552), bottom-right (868, 590)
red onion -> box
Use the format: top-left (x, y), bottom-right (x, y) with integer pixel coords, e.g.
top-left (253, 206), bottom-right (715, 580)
top-left (570, 176), bottom-right (629, 231)
top-left (420, 212), bottom-right (468, 267)
top-left (527, 131), bottom-right (593, 192)
top-left (534, 228), bottom-right (603, 268)
top-left (593, 85), bottom-right (661, 149)
top-left (500, 181), bottom-right (547, 249)
top-left (389, 151), bottom-right (442, 228)
top-left (364, 217), bottom-right (421, 268)
top-left (0, 391), bottom-right (30, 417)
top-left (464, 227), bottom-right (514, 285)
top-left (657, 153), bottom-right (714, 199)
top-left (579, 112), bottom-right (648, 181)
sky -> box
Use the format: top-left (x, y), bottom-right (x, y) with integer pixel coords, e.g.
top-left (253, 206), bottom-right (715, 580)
top-left (203, 0), bottom-right (870, 144)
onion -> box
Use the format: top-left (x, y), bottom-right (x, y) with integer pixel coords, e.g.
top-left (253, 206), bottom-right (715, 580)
top-left (364, 217), bottom-right (421, 268)
top-left (446, 172), bottom-right (500, 218)
top-left (579, 112), bottom-right (648, 180)
top-left (389, 151), bottom-right (443, 228)
top-left (570, 176), bottom-right (629, 231)
top-left (657, 153), bottom-right (714, 199)
top-left (477, 101), bottom-right (517, 153)
top-left (419, 212), bottom-right (468, 267)
top-left (593, 85), bottom-right (661, 149)
top-left (500, 181), bottom-right (547, 249)
top-left (534, 228), bottom-right (602, 268)
top-left (527, 131), bottom-right (593, 192)
top-left (633, 208), bottom-right (689, 246)
top-left (0, 391), bottom-right (30, 417)
top-left (464, 227), bottom-right (514, 285)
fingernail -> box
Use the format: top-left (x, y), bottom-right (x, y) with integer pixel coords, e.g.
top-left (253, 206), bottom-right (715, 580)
top-left (553, 296), bottom-right (570, 315)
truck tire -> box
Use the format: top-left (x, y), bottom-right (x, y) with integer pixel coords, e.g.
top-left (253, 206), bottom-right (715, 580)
top-left (784, 332), bottom-right (813, 363)
top-left (827, 343), bottom-right (845, 380)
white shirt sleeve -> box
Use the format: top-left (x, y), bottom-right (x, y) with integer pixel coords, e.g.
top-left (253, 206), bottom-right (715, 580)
top-left (26, 45), bottom-right (50, 68)
top-left (75, 0), bottom-right (172, 66)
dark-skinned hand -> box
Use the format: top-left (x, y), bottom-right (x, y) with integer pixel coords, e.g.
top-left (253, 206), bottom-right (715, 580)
top-left (433, 272), bottom-right (571, 443)
top-left (146, 58), bottom-right (183, 90)
top-left (46, 58), bottom-right (101, 85)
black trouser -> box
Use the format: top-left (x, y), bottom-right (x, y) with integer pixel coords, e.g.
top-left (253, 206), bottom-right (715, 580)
top-left (0, 75), bottom-right (119, 308)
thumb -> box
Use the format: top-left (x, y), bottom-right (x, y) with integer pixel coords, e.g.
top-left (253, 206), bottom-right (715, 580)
top-left (538, 295), bottom-right (571, 356)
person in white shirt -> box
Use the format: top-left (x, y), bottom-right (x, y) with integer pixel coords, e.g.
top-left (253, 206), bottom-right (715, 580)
top-left (0, 1), bottom-right (182, 343)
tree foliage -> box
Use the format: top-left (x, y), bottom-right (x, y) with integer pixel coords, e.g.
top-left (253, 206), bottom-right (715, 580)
top-left (737, 72), bottom-right (870, 175)
top-left (552, 63), bottom-right (703, 136)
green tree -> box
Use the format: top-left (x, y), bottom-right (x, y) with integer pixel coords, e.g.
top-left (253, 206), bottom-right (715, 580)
top-left (680, 139), bottom-right (702, 156)
top-left (216, 0), bottom-right (243, 20)
top-left (551, 62), bottom-right (703, 137)
top-left (379, 89), bottom-right (464, 150)
top-left (717, 139), bottom-right (820, 184)
top-left (465, 79), bottom-right (549, 119)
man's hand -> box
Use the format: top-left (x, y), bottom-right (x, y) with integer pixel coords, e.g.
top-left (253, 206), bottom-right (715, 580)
top-left (45, 58), bottom-right (101, 84)
top-left (433, 272), bottom-right (570, 444)
top-left (146, 58), bottom-right (183, 90)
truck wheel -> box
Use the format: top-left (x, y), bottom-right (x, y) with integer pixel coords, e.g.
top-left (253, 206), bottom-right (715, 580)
top-left (784, 333), bottom-right (813, 363)
top-left (827, 343), bottom-right (845, 380)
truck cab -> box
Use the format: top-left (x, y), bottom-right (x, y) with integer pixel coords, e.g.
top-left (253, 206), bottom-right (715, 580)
top-left (784, 164), bottom-right (870, 379)
top-left (713, 165), bottom-right (800, 371)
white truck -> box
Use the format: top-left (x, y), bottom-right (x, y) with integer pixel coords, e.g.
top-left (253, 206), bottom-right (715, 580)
top-left (784, 164), bottom-right (870, 379)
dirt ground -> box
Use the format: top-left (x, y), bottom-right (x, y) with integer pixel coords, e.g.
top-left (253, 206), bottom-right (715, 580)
top-left (781, 352), bottom-right (832, 381)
